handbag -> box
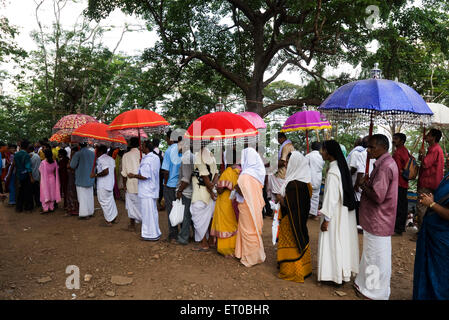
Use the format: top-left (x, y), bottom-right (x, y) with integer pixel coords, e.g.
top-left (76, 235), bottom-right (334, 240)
top-left (402, 152), bottom-right (418, 181)
top-left (169, 199), bottom-right (185, 226)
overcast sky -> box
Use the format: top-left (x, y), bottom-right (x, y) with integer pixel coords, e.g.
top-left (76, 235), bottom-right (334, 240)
top-left (1, 0), bottom-right (368, 93)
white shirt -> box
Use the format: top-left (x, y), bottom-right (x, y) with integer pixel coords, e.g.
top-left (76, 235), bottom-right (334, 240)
top-left (306, 150), bottom-right (325, 189)
top-left (138, 152), bottom-right (161, 199)
top-left (65, 146), bottom-right (71, 159)
top-left (96, 154), bottom-right (115, 191)
top-left (121, 148), bottom-right (141, 194)
top-left (349, 148), bottom-right (375, 201)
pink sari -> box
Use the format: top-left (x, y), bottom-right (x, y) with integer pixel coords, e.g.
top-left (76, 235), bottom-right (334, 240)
top-left (39, 160), bottom-right (61, 204)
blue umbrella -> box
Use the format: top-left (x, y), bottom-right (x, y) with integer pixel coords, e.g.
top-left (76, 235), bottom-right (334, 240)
top-left (319, 78), bottom-right (433, 125)
top-left (318, 66), bottom-right (433, 175)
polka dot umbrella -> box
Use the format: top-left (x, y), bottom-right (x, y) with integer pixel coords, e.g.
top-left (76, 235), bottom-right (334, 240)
top-left (52, 113), bottom-right (98, 134)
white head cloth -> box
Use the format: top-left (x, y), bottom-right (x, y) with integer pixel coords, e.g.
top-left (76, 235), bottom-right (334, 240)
top-left (240, 147), bottom-right (266, 186)
top-left (280, 151), bottom-right (312, 197)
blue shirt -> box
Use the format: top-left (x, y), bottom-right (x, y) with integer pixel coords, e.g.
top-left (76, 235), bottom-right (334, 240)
top-left (14, 150), bottom-right (32, 181)
top-left (70, 147), bottom-right (95, 187)
top-left (161, 143), bottom-right (181, 188)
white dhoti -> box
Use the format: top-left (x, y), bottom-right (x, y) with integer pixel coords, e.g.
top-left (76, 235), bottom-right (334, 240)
top-left (309, 187), bottom-right (320, 216)
top-left (125, 192), bottom-right (142, 223)
top-left (354, 231), bottom-right (392, 300)
top-left (76, 186), bottom-right (94, 217)
top-left (190, 200), bottom-right (216, 241)
top-left (140, 197), bottom-right (161, 240)
top-left (267, 174), bottom-right (284, 198)
top-left (97, 188), bottom-right (118, 223)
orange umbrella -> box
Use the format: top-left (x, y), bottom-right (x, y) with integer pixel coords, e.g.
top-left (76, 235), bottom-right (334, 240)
top-left (50, 130), bottom-right (71, 143)
top-left (72, 122), bottom-right (127, 148)
top-left (108, 108), bottom-right (170, 157)
top-left (107, 108), bottom-right (169, 137)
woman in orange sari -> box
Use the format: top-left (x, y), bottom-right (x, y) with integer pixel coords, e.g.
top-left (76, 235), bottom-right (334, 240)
top-left (235, 147), bottom-right (266, 267)
top-left (277, 151), bottom-right (313, 282)
top-left (210, 150), bottom-right (240, 257)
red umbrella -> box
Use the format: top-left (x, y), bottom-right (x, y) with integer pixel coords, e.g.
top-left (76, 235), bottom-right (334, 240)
top-left (72, 122), bottom-right (128, 175)
top-left (108, 108), bottom-right (170, 157)
top-left (185, 112), bottom-right (258, 143)
top-left (71, 122), bottom-right (127, 148)
top-left (53, 114), bottom-right (98, 134)
top-left (107, 108), bottom-right (169, 136)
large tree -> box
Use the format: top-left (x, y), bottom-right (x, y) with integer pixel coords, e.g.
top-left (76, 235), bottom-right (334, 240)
top-left (86, 0), bottom-right (407, 116)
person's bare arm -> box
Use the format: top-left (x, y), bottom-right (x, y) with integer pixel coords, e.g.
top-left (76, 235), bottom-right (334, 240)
top-left (278, 159), bottom-right (286, 169)
top-left (128, 172), bottom-right (147, 180)
top-left (354, 172), bottom-right (364, 192)
top-left (420, 193), bottom-right (449, 221)
top-left (162, 170), bottom-right (169, 186)
top-left (235, 184), bottom-right (243, 197)
top-left (91, 168), bottom-right (109, 179)
top-left (350, 167), bottom-right (357, 176)
top-left (122, 177), bottom-right (127, 192)
top-left (176, 181), bottom-right (189, 199)
top-left (202, 175), bottom-right (216, 200)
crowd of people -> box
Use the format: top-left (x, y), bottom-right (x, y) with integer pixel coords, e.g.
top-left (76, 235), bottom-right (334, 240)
top-left (1, 128), bottom-right (448, 300)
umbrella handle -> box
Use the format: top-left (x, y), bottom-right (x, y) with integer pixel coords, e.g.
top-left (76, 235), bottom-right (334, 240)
top-left (421, 127), bottom-right (426, 150)
top-left (138, 129), bottom-right (142, 160)
top-left (306, 130), bottom-right (309, 153)
top-left (365, 116), bottom-right (374, 176)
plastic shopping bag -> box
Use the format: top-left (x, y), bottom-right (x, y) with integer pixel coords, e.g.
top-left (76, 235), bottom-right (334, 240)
top-left (271, 201), bottom-right (280, 246)
top-left (169, 199), bottom-right (185, 227)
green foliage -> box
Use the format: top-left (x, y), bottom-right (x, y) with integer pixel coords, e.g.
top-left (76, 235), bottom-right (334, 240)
top-left (362, 4), bottom-right (449, 102)
top-left (86, 0), bottom-right (407, 115)
top-left (0, 16), bottom-right (27, 64)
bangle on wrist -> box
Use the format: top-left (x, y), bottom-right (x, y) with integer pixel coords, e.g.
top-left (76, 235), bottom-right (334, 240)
top-left (429, 202), bottom-right (436, 208)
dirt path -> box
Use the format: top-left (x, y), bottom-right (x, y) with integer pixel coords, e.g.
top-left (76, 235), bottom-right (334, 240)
top-left (0, 197), bottom-right (416, 300)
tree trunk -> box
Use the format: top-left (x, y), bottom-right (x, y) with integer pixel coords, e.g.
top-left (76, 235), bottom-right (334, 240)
top-left (245, 83), bottom-right (264, 114)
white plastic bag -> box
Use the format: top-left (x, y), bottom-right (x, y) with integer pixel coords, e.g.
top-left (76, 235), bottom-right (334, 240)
top-left (271, 201), bottom-right (280, 246)
top-left (169, 199), bottom-right (185, 227)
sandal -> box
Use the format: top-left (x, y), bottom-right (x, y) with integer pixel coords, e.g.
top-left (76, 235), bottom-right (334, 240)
top-left (191, 246), bottom-right (209, 252)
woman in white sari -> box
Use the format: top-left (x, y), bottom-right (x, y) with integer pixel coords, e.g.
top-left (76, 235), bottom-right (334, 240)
top-left (317, 140), bottom-right (359, 285)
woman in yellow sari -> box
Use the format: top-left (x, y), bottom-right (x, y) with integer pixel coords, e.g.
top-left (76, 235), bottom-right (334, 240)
top-left (277, 151), bottom-right (313, 282)
top-left (210, 157), bottom-right (240, 257)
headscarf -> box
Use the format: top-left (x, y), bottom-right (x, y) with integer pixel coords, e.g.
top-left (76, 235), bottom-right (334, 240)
top-left (240, 147), bottom-right (266, 185)
top-left (280, 151), bottom-right (311, 197)
top-left (278, 139), bottom-right (292, 160)
top-left (322, 140), bottom-right (356, 211)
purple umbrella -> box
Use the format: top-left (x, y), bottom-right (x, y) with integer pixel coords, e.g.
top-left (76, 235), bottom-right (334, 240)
top-left (280, 110), bottom-right (332, 153)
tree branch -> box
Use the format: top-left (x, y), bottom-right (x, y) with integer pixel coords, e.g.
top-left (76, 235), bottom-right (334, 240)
top-left (227, 0), bottom-right (257, 22)
top-left (263, 60), bottom-right (290, 87)
top-left (261, 97), bottom-right (323, 116)
top-left (180, 51), bottom-right (249, 92)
